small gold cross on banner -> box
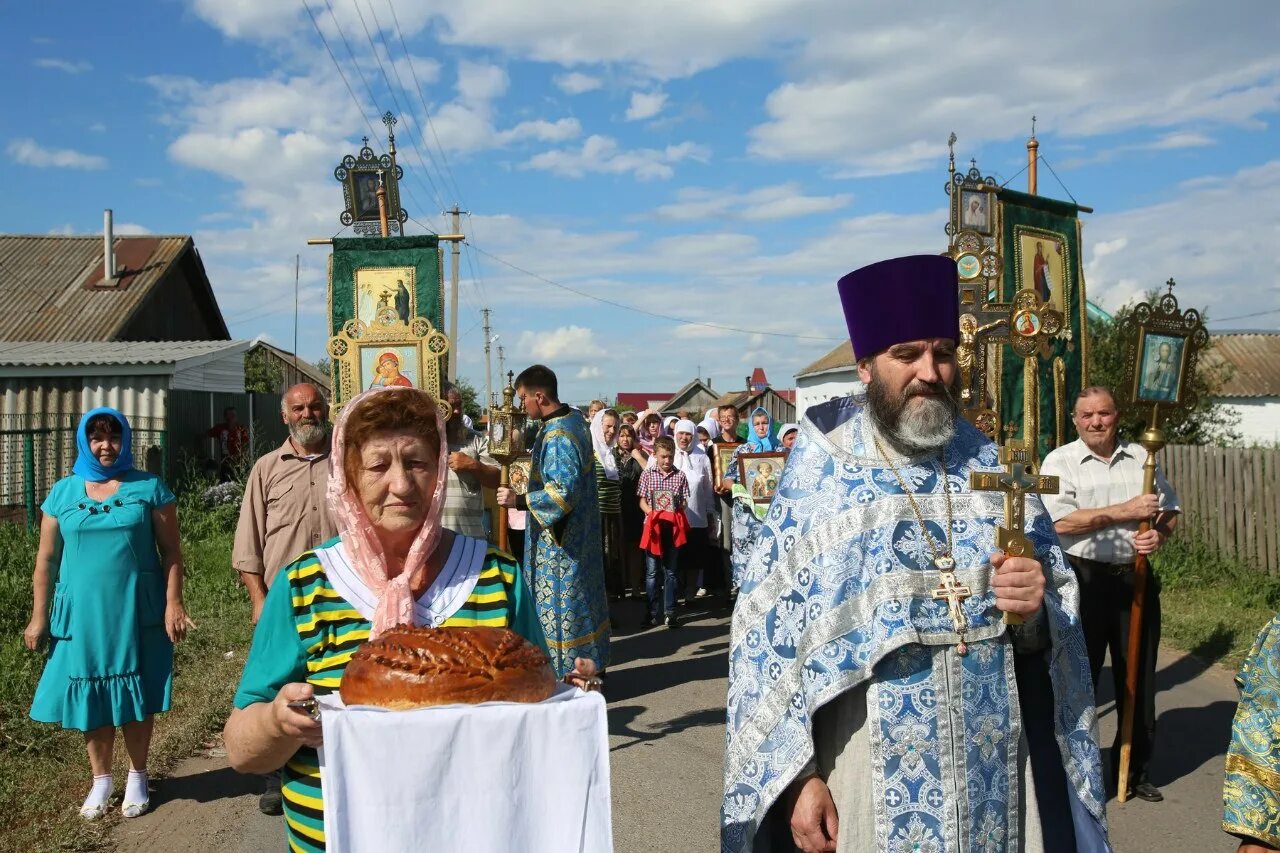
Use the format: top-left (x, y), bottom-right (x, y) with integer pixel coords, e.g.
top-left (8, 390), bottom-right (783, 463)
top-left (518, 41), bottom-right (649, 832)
top-left (970, 439), bottom-right (1060, 625)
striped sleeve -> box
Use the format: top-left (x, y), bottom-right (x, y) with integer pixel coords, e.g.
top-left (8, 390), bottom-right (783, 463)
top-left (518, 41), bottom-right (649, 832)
top-left (233, 555), bottom-right (312, 708)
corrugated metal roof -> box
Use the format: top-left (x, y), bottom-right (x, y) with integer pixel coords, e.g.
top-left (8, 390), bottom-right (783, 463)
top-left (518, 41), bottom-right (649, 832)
top-left (0, 234), bottom-right (192, 340)
top-left (0, 339), bottom-right (250, 368)
top-left (1204, 333), bottom-right (1280, 398)
top-left (797, 341), bottom-right (855, 378)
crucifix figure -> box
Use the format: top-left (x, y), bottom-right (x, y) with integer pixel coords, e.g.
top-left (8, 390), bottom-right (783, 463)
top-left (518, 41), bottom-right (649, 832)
top-left (970, 438), bottom-right (1060, 624)
top-left (932, 557), bottom-right (974, 654)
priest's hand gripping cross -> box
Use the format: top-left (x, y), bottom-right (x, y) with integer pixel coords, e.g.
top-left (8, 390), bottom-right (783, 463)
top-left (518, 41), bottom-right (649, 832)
top-left (970, 439), bottom-right (1059, 625)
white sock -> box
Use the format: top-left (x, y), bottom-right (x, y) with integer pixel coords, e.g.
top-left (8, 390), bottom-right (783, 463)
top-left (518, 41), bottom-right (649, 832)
top-left (82, 774), bottom-right (113, 812)
top-left (125, 769), bottom-right (149, 804)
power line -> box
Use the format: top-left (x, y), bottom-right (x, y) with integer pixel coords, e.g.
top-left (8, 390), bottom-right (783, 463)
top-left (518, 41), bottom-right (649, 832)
top-left (466, 243), bottom-right (845, 342)
top-left (385, 0), bottom-right (465, 206)
top-left (348, 0), bottom-right (449, 217)
top-left (364, 0), bottom-right (451, 212)
top-left (1208, 306), bottom-right (1280, 324)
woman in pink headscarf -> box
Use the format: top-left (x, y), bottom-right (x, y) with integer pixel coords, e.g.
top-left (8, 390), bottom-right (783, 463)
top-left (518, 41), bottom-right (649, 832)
top-left (223, 388), bottom-right (598, 851)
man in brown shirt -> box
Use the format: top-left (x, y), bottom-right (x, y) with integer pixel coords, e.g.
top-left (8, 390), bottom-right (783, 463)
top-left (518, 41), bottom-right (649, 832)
top-left (234, 383), bottom-right (337, 618)
top-left (231, 382), bottom-right (336, 814)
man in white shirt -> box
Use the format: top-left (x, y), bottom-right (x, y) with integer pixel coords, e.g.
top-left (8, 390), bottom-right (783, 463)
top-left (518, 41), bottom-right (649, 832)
top-left (1040, 385), bottom-right (1180, 803)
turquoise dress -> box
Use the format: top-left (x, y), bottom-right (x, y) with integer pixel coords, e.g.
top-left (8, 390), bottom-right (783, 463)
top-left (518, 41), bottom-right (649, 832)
top-left (29, 470), bottom-right (176, 731)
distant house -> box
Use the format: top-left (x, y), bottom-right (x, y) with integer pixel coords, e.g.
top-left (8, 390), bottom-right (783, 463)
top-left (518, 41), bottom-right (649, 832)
top-left (245, 340), bottom-right (332, 396)
top-left (658, 378), bottom-right (719, 418)
top-left (615, 391), bottom-right (674, 412)
top-left (0, 232), bottom-right (286, 516)
top-left (0, 234), bottom-right (229, 343)
top-left (795, 341), bottom-right (862, 418)
top-left (1203, 332), bottom-right (1280, 445)
top-left (714, 368), bottom-right (797, 429)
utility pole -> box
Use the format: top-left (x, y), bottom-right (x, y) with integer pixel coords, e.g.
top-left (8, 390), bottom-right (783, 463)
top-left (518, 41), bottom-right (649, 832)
top-left (446, 204), bottom-right (467, 381)
top-left (482, 307), bottom-right (493, 414)
top-left (497, 344), bottom-right (506, 397)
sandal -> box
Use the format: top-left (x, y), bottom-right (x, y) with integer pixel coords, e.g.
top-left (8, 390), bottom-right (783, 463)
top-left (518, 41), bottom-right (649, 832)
top-left (79, 803), bottom-right (109, 821)
top-left (121, 799), bottom-right (149, 819)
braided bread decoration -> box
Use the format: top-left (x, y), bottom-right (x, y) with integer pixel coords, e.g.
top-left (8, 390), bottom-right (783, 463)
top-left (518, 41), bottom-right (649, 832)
top-left (340, 626), bottom-right (556, 709)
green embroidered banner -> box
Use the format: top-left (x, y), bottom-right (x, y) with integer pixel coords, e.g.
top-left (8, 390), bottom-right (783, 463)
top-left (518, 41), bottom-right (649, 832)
top-left (996, 190), bottom-right (1089, 459)
top-left (328, 236), bottom-right (443, 337)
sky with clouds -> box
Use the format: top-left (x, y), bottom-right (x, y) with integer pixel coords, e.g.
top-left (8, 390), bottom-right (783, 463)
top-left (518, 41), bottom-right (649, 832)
top-left (3, 1), bottom-right (1278, 402)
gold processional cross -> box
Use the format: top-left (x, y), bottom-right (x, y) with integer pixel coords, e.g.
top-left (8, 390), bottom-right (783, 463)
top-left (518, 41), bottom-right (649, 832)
top-left (969, 439), bottom-right (1060, 626)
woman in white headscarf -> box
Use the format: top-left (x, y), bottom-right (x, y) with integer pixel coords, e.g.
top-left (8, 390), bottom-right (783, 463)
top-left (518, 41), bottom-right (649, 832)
top-left (670, 419), bottom-right (716, 600)
top-left (590, 408), bottom-right (623, 598)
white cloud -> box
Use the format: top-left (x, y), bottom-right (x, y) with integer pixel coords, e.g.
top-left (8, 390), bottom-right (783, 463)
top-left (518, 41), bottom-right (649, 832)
top-left (115, 223), bottom-right (152, 236)
top-left (576, 365), bottom-right (602, 379)
top-left (1084, 160), bottom-right (1280, 325)
top-left (523, 135), bottom-right (709, 180)
top-left (519, 325), bottom-right (602, 361)
top-left (554, 72), bottom-right (603, 95)
top-left (654, 183), bottom-right (851, 222)
top-left (88, 122), bottom-right (107, 133)
top-left (34, 57), bottom-right (91, 74)
top-left (625, 91), bottom-right (667, 121)
top-left (7, 138), bottom-right (106, 170)
top-left (494, 118), bottom-right (582, 145)
top-left (749, 2), bottom-right (1280, 175)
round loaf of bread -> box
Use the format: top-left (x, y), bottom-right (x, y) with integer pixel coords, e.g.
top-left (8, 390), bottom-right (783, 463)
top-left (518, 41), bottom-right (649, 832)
top-left (339, 626), bottom-right (556, 709)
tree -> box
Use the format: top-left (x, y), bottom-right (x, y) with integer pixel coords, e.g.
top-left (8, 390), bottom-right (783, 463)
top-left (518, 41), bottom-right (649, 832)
top-left (1086, 291), bottom-right (1240, 446)
top-left (452, 376), bottom-right (484, 421)
top-left (244, 350), bottom-right (284, 394)
top-left (314, 356), bottom-right (332, 378)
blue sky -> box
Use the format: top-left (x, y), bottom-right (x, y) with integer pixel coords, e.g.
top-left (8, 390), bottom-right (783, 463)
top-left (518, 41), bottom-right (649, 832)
top-left (3, 0), bottom-right (1278, 402)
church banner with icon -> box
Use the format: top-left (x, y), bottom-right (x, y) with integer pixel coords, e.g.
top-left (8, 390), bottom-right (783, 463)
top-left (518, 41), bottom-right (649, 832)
top-left (996, 189), bottom-right (1088, 459)
top-left (326, 236), bottom-right (448, 409)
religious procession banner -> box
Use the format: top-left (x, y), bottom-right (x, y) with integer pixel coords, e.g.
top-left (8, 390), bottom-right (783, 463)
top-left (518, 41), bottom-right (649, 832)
top-left (326, 235), bottom-right (448, 408)
top-left (947, 149), bottom-right (1089, 462)
top-left (327, 235), bottom-right (444, 337)
top-left (995, 189), bottom-right (1088, 459)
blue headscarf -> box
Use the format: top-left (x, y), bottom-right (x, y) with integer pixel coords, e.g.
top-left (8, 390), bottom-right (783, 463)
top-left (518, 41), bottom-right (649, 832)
top-left (73, 407), bottom-right (134, 482)
top-left (743, 406), bottom-right (779, 452)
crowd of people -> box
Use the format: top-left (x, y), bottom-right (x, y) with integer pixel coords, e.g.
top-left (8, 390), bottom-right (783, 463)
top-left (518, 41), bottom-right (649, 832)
top-left (16, 253), bottom-right (1280, 853)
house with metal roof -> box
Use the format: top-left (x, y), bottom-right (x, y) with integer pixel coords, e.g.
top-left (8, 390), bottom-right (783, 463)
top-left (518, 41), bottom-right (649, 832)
top-left (795, 341), bottom-right (862, 418)
top-left (1202, 332), bottom-right (1280, 445)
top-left (0, 233), bottom-right (229, 342)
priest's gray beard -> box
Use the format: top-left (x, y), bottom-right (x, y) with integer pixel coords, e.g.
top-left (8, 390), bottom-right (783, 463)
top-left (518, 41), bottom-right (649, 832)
top-left (865, 368), bottom-right (960, 457)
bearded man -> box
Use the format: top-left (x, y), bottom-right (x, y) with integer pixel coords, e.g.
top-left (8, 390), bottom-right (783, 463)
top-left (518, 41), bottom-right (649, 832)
top-left (232, 382), bottom-right (337, 814)
top-left (722, 256), bottom-right (1108, 853)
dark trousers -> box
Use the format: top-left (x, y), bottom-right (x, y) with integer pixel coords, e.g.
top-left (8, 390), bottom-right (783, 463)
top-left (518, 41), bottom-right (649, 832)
top-left (601, 513), bottom-right (622, 597)
top-left (679, 526), bottom-right (709, 597)
top-left (1069, 555), bottom-right (1161, 787)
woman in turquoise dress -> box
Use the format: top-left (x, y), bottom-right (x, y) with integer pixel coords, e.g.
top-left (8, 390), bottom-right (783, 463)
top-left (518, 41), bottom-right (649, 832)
top-left (23, 408), bottom-right (195, 820)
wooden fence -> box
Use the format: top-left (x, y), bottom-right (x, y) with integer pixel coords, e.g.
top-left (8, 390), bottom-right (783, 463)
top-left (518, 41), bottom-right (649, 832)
top-left (1160, 443), bottom-right (1280, 575)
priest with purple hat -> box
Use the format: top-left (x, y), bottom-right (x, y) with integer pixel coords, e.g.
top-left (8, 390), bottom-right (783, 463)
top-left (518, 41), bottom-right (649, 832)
top-left (722, 255), bottom-right (1109, 852)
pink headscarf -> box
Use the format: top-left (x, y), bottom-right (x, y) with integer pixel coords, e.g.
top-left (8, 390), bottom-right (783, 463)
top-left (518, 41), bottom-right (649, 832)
top-left (326, 387), bottom-right (450, 639)
top-left (636, 409), bottom-right (660, 454)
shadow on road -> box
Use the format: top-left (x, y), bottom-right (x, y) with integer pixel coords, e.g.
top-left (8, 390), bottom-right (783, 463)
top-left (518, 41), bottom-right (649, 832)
top-left (608, 704), bottom-right (724, 752)
top-left (150, 765), bottom-right (259, 809)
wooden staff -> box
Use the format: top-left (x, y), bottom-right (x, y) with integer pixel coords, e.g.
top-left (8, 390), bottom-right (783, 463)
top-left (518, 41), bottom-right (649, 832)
top-left (495, 463), bottom-right (510, 553)
top-left (1116, 418), bottom-right (1165, 802)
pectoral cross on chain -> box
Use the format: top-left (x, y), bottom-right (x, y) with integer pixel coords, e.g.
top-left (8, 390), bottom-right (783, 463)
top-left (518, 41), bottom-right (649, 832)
top-left (970, 439), bottom-right (1059, 625)
top-left (931, 555), bottom-right (973, 655)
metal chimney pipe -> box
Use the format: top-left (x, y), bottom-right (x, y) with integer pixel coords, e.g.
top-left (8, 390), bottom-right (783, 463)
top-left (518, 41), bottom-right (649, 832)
top-left (103, 209), bottom-right (116, 280)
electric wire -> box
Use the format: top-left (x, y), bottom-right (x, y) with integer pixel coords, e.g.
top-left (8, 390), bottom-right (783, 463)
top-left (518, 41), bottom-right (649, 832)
top-left (348, 0), bottom-right (449, 218)
top-left (465, 243), bottom-right (845, 342)
top-left (385, 0), bottom-right (465, 206)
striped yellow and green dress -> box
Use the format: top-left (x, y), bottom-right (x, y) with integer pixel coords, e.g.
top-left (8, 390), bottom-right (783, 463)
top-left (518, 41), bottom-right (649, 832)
top-left (233, 533), bottom-right (547, 853)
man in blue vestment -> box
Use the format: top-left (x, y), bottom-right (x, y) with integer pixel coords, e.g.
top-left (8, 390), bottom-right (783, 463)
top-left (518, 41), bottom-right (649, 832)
top-left (722, 255), bottom-right (1109, 853)
top-left (496, 364), bottom-right (609, 677)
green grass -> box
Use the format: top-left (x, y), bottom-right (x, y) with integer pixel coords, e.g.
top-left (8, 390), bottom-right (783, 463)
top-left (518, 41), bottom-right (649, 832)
top-left (1153, 533), bottom-right (1280, 672)
top-left (0, 480), bottom-right (254, 852)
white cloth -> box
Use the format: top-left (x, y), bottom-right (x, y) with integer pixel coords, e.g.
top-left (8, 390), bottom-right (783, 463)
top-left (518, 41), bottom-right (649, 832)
top-left (590, 408), bottom-right (619, 480)
top-left (315, 534), bottom-right (486, 628)
top-left (1040, 437), bottom-right (1180, 564)
top-left (318, 685), bottom-right (613, 853)
top-left (672, 420), bottom-right (715, 528)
